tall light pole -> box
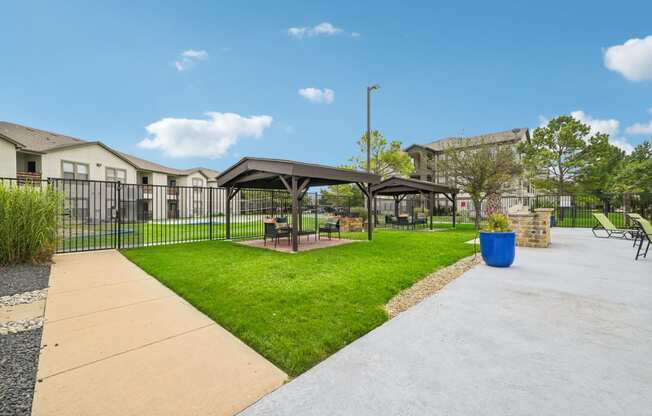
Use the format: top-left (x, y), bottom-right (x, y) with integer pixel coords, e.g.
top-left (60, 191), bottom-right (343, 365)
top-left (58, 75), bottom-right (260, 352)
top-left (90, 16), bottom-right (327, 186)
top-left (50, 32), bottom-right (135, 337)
top-left (366, 84), bottom-right (380, 240)
top-left (366, 84), bottom-right (380, 173)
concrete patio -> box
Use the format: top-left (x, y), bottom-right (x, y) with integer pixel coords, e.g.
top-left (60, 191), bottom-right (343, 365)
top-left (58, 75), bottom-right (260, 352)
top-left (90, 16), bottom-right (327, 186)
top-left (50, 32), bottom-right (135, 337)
top-left (32, 250), bottom-right (287, 416)
top-left (241, 228), bottom-right (652, 415)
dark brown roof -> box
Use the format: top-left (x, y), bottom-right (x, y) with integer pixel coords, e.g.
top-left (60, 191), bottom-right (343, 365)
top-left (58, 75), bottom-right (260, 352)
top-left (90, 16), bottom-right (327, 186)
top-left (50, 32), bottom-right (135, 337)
top-left (216, 157), bottom-right (380, 189)
top-left (371, 176), bottom-right (456, 195)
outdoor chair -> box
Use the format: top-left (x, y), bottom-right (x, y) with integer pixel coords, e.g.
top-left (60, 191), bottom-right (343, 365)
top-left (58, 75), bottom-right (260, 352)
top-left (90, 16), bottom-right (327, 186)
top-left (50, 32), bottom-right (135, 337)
top-left (385, 214), bottom-right (398, 228)
top-left (633, 218), bottom-right (651, 261)
top-left (397, 216), bottom-right (412, 229)
top-left (591, 213), bottom-right (636, 240)
top-left (264, 221), bottom-right (290, 247)
top-left (414, 213), bottom-right (428, 228)
top-left (319, 219), bottom-right (341, 240)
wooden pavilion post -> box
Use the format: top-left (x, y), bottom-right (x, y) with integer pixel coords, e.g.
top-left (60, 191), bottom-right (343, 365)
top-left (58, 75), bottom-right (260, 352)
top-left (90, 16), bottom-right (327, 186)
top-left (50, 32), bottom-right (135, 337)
top-left (429, 191), bottom-right (434, 230)
top-left (291, 176), bottom-right (299, 252)
top-left (225, 186), bottom-right (231, 239)
top-left (367, 183), bottom-right (373, 240)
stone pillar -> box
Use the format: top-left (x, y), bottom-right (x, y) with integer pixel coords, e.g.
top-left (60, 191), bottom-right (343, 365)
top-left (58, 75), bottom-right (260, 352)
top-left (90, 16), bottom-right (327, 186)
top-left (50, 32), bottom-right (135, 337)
top-left (509, 208), bottom-right (553, 248)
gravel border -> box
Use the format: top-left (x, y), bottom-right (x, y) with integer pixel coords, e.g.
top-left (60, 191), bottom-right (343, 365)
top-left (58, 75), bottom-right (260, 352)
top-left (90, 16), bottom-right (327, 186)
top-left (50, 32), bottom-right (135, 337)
top-left (0, 264), bottom-right (50, 297)
top-left (0, 327), bottom-right (43, 416)
top-left (385, 255), bottom-right (481, 318)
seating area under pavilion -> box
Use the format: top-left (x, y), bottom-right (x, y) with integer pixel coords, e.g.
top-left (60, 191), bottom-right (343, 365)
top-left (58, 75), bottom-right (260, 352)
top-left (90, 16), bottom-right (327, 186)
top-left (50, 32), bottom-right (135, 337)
top-left (216, 157), bottom-right (381, 252)
top-left (371, 176), bottom-right (458, 230)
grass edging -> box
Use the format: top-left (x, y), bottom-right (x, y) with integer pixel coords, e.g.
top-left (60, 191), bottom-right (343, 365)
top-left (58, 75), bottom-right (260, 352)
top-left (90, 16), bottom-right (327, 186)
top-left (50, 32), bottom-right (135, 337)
top-left (384, 254), bottom-right (481, 318)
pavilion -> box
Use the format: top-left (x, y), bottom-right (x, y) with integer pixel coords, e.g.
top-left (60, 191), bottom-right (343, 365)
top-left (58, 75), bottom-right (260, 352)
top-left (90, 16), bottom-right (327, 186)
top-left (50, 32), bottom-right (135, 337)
top-left (371, 176), bottom-right (458, 230)
top-left (216, 157), bottom-right (381, 251)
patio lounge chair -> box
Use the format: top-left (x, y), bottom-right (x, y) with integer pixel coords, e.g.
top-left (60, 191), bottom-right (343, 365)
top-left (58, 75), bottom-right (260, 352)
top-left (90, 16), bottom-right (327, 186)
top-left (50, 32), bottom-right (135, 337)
top-left (634, 218), bottom-right (651, 261)
top-left (627, 213), bottom-right (644, 246)
top-left (319, 219), bottom-right (341, 240)
top-left (264, 220), bottom-right (290, 247)
top-left (591, 213), bottom-right (636, 240)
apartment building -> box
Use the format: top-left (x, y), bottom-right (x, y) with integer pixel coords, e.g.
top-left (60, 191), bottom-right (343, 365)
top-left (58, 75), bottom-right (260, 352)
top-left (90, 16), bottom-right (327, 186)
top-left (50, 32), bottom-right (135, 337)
top-left (0, 121), bottom-right (227, 221)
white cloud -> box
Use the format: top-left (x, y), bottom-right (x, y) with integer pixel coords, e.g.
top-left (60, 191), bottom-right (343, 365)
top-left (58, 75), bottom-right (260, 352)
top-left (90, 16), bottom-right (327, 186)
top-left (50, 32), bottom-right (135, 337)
top-left (138, 112), bottom-right (273, 158)
top-left (287, 22), bottom-right (354, 39)
top-left (626, 121), bottom-right (652, 135)
top-left (603, 35), bottom-right (652, 81)
top-left (298, 87), bottom-right (335, 104)
top-left (570, 110), bottom-right (634, 153)
top-left (174, 49), bottom-right (208, 71)
top-left (570, 111), bottom-right (619, 137)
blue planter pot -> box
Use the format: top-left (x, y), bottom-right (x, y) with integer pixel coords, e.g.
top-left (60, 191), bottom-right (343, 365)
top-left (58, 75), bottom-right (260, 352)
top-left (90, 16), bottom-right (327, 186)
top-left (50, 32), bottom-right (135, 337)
top-left (479, 231), bottom-right (516, 267)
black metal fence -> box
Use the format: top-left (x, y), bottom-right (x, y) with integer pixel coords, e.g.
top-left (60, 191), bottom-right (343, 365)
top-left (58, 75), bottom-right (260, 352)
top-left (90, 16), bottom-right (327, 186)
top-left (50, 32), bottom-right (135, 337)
top-left (3, 176), bottom-right (650, 253)
top-left (1, 178), bottom-right (319, 253)
top-left (320, 191), bottom-right (651, 229)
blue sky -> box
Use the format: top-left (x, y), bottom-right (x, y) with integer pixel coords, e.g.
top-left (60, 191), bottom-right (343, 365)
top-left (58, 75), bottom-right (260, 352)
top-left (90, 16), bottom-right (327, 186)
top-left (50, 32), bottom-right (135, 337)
top-left (2, 0), bottom-right (651, 171)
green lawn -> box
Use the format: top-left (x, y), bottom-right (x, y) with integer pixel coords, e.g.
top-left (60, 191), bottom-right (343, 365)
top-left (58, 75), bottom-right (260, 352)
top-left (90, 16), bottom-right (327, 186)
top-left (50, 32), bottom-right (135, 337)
top-left (122, 228), bottom-right (476, 376)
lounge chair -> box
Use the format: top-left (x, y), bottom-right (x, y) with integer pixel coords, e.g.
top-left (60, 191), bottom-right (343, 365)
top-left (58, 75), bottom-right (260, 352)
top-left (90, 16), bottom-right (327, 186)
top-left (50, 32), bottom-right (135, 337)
top-left (318, 219), bottom-right (341, 240)
top-left (633, 218), bottom-right (651, 261)
top-left (591, 213), bottom-right (636, 240)
top-left (264, 221), bottom-right (290, 247)
top-left (627, 213), bottom-right (644, 247)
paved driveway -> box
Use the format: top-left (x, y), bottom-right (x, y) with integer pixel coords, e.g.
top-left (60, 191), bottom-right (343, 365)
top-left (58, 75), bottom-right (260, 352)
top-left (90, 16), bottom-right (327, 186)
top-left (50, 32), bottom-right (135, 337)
top-left (241, 228), bottom-right (652, 416)
top-left (33, 250), bottom-right (286, 416)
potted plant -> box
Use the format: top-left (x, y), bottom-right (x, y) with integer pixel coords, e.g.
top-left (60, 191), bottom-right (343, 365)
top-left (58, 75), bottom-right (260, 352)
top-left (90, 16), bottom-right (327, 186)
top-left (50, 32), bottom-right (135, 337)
top-left (479, 213), bottom-right (516, 267)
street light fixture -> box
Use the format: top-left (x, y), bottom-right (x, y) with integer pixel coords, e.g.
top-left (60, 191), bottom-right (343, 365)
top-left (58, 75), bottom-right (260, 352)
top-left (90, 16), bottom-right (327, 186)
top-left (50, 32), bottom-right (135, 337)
top-left (366, 84), bottom-right (380, 239)
top-left (366, 84), bottom-right (380, 173)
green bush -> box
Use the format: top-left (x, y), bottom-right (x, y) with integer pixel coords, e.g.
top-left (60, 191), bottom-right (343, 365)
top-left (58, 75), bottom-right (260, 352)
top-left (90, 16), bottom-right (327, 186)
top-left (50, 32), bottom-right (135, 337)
top-left (483, 212), bottom-right (512, 232)
top-left (0, 183), bottom-right (62, 265)
top-left (349, 206), bottom-right (368, 220)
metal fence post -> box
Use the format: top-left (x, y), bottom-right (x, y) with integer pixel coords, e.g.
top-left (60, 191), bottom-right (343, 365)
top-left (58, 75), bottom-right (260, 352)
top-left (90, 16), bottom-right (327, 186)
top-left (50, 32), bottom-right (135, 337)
top-left (116, 181), bottom-right (122, 250)
top-left (209, 187), bottom-right (213, 240)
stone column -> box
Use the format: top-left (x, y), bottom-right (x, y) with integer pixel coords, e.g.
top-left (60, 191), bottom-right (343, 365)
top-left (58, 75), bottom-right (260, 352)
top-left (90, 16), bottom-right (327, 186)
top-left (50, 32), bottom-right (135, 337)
top-left (509, 208), bottom-right (553, 248)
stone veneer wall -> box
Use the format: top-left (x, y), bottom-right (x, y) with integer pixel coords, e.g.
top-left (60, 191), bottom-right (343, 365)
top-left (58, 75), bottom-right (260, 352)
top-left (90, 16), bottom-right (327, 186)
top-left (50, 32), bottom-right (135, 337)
top-left (508, 208), bottom-right (554, 248)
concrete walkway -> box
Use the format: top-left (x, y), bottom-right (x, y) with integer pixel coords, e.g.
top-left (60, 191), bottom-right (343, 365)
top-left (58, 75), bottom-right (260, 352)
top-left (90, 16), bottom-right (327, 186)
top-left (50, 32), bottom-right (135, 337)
top-left (241, 228), bottom-right (652, 416)
top-left (32, 250), bottom-right (287, 416)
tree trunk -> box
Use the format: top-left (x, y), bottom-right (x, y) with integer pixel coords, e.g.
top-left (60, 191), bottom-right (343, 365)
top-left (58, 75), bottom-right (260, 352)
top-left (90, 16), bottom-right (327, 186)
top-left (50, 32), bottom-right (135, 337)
top-left (473, 198), bottom-right (482, 230)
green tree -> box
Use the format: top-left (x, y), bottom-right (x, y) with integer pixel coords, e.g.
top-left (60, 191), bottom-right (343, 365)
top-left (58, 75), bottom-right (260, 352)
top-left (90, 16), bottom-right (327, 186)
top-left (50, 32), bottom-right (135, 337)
top-left (576, 133), bottom-right (625, 198)
top-left (440, 141), bottom-right (522, 230)
top-left (350, 130), bottom-right (414, 178)
top-left (610, 140), bottom-right (652, 194)
top-left (321, 131), bottom-right (414, 211)
top-left (518, 115), bottom-right (589, 195)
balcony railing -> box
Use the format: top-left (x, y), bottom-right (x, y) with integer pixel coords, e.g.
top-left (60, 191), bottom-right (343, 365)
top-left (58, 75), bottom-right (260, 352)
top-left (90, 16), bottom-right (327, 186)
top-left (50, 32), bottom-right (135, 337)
top-left (17, 171), bottom-right (42, 184)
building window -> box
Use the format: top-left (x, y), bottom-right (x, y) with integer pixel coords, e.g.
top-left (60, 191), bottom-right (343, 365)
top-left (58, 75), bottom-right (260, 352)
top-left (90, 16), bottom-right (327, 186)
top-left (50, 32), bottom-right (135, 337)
top-left (62, 161), bottom-right (89, 180)
top-left (27, 161), bottom-right (37, 173)
top-left (192, 178), bottom-right (203, 187)
top-left (106, 167), bottom-right (127, 183)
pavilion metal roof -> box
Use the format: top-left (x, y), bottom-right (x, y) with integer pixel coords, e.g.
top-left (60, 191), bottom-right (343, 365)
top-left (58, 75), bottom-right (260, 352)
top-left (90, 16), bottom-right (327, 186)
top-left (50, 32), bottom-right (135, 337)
top-left (216, 157), bottom-right (381, 189)
top-left (371, 176), bottom-right (457, 196)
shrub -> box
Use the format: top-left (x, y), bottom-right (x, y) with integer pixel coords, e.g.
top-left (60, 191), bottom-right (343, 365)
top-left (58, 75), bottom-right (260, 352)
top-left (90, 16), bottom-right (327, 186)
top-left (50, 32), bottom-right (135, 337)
top-left (483, 212), bottom-right (511, 232)
top-left (349, 206), bottom-right (368, 220)
top-left (0, 183), bottom-right (62, 265)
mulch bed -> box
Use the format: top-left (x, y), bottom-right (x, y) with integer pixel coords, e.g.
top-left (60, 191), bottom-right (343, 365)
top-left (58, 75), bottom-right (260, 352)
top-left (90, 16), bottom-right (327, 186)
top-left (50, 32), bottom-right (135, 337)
top-left (0, 263), bottom-right (51, 416)
top-left (0, 264), bottom-right (50, 297)
top-left (385, 255), bottom-right (481, 318)
top-left (0, 328), bottom-right (43, 416)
